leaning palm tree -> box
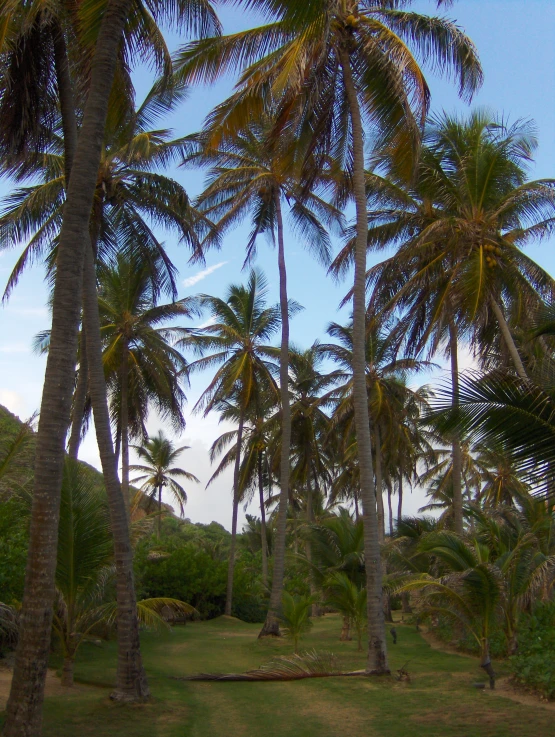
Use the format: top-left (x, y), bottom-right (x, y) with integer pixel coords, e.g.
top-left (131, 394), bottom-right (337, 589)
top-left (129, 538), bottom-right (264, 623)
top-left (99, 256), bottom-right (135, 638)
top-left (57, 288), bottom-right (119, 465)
top-left (131, 431), bottom-right (199, 537)
top-left (179, 269), bottom-right (281, 616)
top-left (176, 0), bottom-right (481, 666)
top-left (182, 111), bottom-right (340, 637)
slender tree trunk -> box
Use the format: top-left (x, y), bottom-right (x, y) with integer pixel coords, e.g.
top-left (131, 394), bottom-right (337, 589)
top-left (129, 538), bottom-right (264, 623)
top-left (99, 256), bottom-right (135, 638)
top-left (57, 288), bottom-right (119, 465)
top-left (120, 338), bottom-right (130, 517)
top-left (387, 485), bottom-right (393, 537)
top-left (374, 425), bottom-right (385, 543)
top-left (340, 616), bottom-right (352, 641)
top-left (353, 489), bottom-right (360, 521)
top-left (61, 657), bottom-right (74, 688)
top-left (258, 452), bottom-right (269, 586)
top-left (67, 326), bottom-right (88, 460)
top-left (340, 49), bottom-right (388, 674)
top-left (225, 411), bottom-right (245, 616)
top-left (397, 476), bottom-right (403, 523)
top-left (82, 242), bottom-right (149, 701)
top-left (114, 422), bottom-right (121, 468)
top-left (4, 5), bottom-right (136, 733)
top-left (490, 297), bottom-right (528, 379)
top-left (306, 477), bottom-right (319, 617)
top-left (157, 485), bottom-right (163, 538)
top-left (259, 193), bottom-right (291, 637)
top-left (448, 321), bottom-right (464, 535)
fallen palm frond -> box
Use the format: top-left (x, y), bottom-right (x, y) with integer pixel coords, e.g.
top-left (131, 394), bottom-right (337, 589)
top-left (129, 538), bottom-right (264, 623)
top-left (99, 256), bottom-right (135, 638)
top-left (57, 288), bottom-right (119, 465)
top-left (174, 650), bottom-right (368, 682)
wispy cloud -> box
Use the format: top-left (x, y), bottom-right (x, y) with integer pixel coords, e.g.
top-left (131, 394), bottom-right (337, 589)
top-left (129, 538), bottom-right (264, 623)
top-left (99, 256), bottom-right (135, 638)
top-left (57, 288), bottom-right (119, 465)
top-left (197, 316), bottom-right (217, 330)
top-left (183, 261), bottom-right (227, 288)
top-left (9, 307), bottom-right (49, 318)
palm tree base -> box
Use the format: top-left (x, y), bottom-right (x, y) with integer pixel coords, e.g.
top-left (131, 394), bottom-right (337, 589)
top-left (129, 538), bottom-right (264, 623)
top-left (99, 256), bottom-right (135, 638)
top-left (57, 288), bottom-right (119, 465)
top-left (109, 686), bottom-right (150, 703)
top-left (257, 614), bottom-right (281, 638)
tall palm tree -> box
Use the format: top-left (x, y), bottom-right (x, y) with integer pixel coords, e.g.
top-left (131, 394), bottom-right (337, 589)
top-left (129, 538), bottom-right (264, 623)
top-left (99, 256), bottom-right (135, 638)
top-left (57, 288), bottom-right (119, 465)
top-left (181, 112), bottom-right (339, 636)
top-left (176, 0), bottom-right (481, 666)
top-left (206, 396), bottom-right (275, 585)
top-left (351, 112), bottom-right (555, 533)
top-left (131, 431), bottom-right (199, 537)
top-left (97, 254), bottom-right (196, 514)
top-left (320, 320), bottom-right (428, 540)
top-left (1, 2), bottom-right (221, 724)
top-left (179, 269), bottom-right (281, 616)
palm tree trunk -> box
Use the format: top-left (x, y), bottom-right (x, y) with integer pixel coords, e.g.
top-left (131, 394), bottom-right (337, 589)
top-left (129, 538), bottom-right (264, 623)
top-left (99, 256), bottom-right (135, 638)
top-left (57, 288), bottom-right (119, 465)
top-left (398, 475), bottom-right (403, 522)
top-left (449, 320), bottom-right (464, 535)
top-left (68, 326), bottom-right (88, 460)
top-left (120, 337), bottom-right (130, 517)
top-left (387, 485), bottom-right (394, 537)
top-left (56, 24), bottom-right (85, 464)
top-left (158, 484), bottom-right (163, 538)
top-left (82, 242), bottom-right (149, 701)
top-left (4, 5), bottom-right (136, 733)
top-left (61, 657), bottom-right (74, 688)
top-left (258, 452), bottom-right (269, 586)
top-left (259, 192), bottom-right (291, 637)
top-left (353, 489), bottom-right (360, 521)
top-left (225, 410), bottom-right (245, 616)
top-left (306, 476), bottom-right (319, 617)
top-left (340, 48), bottom-right (388, 674)
top-left (490, 297), bottom-right (528, 379)
top-left (374, 425), bottom-right (385, 543)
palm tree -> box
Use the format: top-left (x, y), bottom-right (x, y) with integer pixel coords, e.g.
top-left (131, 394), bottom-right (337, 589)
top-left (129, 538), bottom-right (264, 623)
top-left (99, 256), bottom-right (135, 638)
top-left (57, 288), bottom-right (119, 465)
top-left (401, 532), bottom-right (501, 688)
top-left (182, 112), bottom-right (339, 637)
top-left (97, 254), bottom-right (196, 514)
top-left (429, 370), bottom-right (555, 494)
top-left (176, 0), bottom-right (481, 667)
top-left (355, 112), bottom-right (555, 533)
top-left (320, 320), bottom-right (428, 541)
top-left (179, 269), bottom-right (281, 616)
top-left (206, 396), bottom-right (275, 585)
top-left (278, 592), bottom-right (313, 654)
top-left (131, 431), bottom-right (199, 537)
top-left (2, 2), bottom-right (221, 722)
top-left (324, 573), bottom-right (367, 651)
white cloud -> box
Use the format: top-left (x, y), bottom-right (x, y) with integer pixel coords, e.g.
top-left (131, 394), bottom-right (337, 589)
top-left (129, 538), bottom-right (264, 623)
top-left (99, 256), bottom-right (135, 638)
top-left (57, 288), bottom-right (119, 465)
top-left (183, 261), bottom-right (227, 288)
top-left (0, 389), bottom-right (25, 415)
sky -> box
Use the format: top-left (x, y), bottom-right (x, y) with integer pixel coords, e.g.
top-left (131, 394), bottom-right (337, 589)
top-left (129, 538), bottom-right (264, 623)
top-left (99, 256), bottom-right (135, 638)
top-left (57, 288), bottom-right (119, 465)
top-left (0, 0), bottom-right (554, 530)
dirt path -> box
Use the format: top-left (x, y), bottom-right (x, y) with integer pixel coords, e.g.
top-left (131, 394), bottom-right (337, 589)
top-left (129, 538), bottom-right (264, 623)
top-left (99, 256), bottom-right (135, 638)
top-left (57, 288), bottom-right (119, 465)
top-left (0, 666), bottom-right (94, 710)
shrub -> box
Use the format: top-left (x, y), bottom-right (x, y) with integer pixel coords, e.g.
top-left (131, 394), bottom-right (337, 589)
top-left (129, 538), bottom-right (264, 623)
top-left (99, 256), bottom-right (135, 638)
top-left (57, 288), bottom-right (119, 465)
top-left (511, 602), bottom-right (555, 700)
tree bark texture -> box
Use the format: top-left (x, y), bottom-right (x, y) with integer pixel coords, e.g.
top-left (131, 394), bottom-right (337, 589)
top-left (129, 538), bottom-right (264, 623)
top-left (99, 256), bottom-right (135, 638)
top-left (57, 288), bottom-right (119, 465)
top-left (225, 411), bottom-right (244, 616)
top-left (120, 337), bottom-right (130, 517)
top-left (82, 242), bottom-right (149, 701)
top-left (4, 4), bottom-right (135, 733)
top-left (258, 452), bottom-right (269, 586)
top-left (374, 425), bottom-right (385, 543)
top-left (448, 321), bottom-right (464, 535)
top-left (67, 326), bottom-right (88, 460)
top-left (340, 48), bottom-right (388, 674)
top-left (259, 193), bottom-right (291, 637)
top-left (490, 297), bottom-right (528, 379)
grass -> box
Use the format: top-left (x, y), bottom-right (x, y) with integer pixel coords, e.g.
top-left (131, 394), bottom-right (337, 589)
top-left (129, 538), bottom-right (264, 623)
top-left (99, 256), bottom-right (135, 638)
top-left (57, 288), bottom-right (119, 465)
top-left (1, 614), bottom-right (552, 736)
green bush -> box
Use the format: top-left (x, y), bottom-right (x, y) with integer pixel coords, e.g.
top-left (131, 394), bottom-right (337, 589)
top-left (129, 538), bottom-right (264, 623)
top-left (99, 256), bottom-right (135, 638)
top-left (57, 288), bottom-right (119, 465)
top-left (134, 539), bottom-right (267, 622)
top-left (0, 498), bottom-right (28, 605)
top-left (511, 602), bottom-right (555, 700)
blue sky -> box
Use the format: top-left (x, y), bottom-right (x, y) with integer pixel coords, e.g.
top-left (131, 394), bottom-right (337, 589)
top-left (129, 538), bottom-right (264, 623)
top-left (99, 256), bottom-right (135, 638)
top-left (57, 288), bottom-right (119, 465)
top-left (0, 0), bottom-right (554, 528)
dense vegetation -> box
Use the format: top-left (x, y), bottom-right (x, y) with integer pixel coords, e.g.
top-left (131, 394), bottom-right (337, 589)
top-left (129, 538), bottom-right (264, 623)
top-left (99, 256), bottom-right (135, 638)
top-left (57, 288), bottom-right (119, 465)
top-left (0, 1), bottom-right (554, 735)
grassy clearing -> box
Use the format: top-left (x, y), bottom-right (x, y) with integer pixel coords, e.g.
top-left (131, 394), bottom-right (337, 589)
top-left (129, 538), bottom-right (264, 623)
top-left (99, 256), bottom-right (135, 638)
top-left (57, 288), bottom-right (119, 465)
top-left (1, 614), bottom-right (552, 737)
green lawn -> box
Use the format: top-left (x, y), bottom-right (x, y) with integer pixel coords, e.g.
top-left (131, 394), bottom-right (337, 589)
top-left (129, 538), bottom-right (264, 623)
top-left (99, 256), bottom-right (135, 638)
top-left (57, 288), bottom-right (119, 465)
top-left (1, 615), bottom-right (552, 736)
